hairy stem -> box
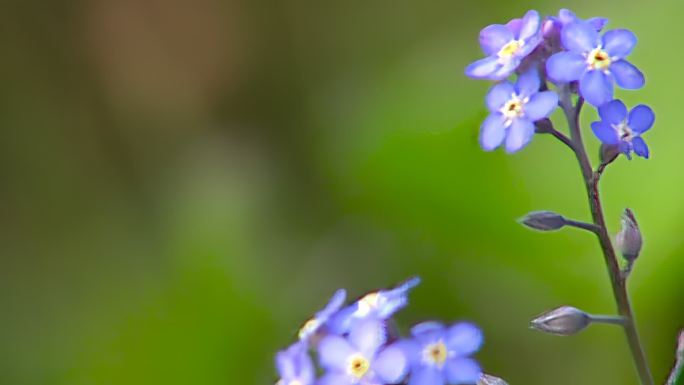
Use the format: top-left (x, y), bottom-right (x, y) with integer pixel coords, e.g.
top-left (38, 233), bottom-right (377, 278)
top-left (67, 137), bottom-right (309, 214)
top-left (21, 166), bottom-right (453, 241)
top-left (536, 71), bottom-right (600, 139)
top-left (666, 330), bottom-right (684, 385)
top-left (559, 87), bottom-right (654, 385)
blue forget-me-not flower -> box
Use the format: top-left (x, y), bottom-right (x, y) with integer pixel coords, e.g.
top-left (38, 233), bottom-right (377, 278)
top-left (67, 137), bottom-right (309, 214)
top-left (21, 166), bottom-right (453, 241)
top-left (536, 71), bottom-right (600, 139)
top-left (546, 21), bottom-right (644, 106)
top-left (400, 322), bottom-right (483, 385)
top-left (465, 10), bottom-right (542, 80)
top-left (591, 99), bottom-right (654, 159)
top-left (318, 318), bottom-right (408, 385)
top-left (480, 70), bottom-right (558, 153)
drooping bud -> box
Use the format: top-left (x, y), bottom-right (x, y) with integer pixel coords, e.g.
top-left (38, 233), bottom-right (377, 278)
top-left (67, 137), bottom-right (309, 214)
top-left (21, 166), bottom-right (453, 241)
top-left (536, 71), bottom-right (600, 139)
top-left (478, 373), bottom-right (509, 385)
top-left (519, 211), bottom-right (566, 231)
top-left (600, 143), bottom-right (620, 165)
top-left (534, 118), bottom-right (554, 134)
top-left (530, 306), bottom-right (591, 336)
top-left (615, 208), bottom-right (642, 262)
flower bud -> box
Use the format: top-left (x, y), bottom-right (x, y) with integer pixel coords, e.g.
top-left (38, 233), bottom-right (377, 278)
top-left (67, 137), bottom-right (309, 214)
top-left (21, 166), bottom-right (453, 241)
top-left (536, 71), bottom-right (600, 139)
top-left (478, 373), bottom-right (509, 385)
top-left (615, 208), bottom-right (642, 262)
top-left (519, 211), bottom-right (566, 231)
top-left (534, 118), bottom-right (554, 134)
top-left (530, 306), bottom-right (591, 336)
top-left (600, 143), bottom-right (620, 165)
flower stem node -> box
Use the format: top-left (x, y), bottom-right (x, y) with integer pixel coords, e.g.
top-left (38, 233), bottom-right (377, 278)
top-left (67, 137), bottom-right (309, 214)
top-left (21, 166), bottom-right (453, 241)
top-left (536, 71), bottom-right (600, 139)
top-left (530, 306), bottom-right (591, 336)
top-left (519, 211), bottom-right (566, 231)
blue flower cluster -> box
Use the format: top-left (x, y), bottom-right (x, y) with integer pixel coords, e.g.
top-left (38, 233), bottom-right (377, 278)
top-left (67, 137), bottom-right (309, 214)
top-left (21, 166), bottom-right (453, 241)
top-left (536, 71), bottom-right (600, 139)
top-left (275, 278), bottom-right (484, 385)
top-left (466, 9), bottom-right (654, 158)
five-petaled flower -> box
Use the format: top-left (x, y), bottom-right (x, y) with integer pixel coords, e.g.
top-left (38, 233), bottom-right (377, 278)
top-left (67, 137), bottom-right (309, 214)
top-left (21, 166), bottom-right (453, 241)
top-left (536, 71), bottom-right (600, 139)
top-left (591, 99), bottom-right (654, 159)
top-left (329, 277), bottom-right (420, 335)
top-left (546, 21), bottom-right (644, 106)
top-left (479, 70), bottom-right (558, 153)
top-left (276, 342), bottom-right (316, 385)
top-left (465, 10), bottom-right (542, 81)
top-left (318, 318), bottom-right (408, 385)
top-left (400, 321), bottom-right (483, 385)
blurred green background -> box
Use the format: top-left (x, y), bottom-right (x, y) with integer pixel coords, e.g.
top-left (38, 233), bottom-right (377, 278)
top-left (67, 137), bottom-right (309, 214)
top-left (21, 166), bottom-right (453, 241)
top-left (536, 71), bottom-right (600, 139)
top-left (0, 0), bottom-right (682, 384)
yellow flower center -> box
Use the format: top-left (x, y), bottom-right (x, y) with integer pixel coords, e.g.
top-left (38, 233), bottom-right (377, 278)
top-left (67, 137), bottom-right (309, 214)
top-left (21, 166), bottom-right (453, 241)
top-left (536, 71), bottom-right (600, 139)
top-left (498, 40), bottom-right (522, 59)
top-left (347, 354), bottom-right (370, 379)
top-left (423, 340), bottom-right (448, 367)
top-left (501, 95), bottom-right (528, 121)
top-left (615, 122), bottom-right (634, 140)
top-left (355, 292), bottom-right (380, 317)
top-left (587, 47), bottom-right (612, 70)
top-left (298, 318), bottom-right (319, 339)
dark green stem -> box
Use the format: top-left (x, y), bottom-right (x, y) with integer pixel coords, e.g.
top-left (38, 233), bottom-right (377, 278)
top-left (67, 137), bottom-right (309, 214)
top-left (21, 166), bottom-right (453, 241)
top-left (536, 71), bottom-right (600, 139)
top-left (558, 87), bottom-right (654, 385)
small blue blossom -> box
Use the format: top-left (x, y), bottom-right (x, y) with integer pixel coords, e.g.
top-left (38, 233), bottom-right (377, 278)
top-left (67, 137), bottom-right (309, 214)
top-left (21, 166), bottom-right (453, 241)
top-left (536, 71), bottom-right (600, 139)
top-left (328, 277), bottom-right (421, 335)
top-left (591, 99), bottom-right (654, 159)
top-left (400, 321), bottom-right (483, 385)
top-left (479, 70), bottom-right (558, 153)
top-left (465, 10), bottom-right (542, 80)
top-left (318, 318), bottom-right (408, 385)
top-left (276, 342), bottom-right (316, 385)
top-left (546, 21), bottom-right (644, 106)
top-left (298, 289), bottom-right (347, 341)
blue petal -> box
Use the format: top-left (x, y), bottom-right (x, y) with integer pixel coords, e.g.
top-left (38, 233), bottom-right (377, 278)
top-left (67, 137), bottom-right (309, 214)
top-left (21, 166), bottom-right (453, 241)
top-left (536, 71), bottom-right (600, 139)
top-left (504, 118), bottom-right (535, 153)
top-left (602, 29), bottom-right (637, 59)
top-left (319, 335), bottom-right (356, 371)
top-left (411, 321), bottom-right (446, 343)
top-left (557, 9), bottom-right (577, 25)
top-left (479, 24), bottom-right (513, 55)
top-left (446, 322), bottom-right (483, 356)
top-left (619, 141), bottom-right (632, 158)
top-left (396, 339), bottom-right (422, 368)
top-left (588, 17), bottom-right (608, 31)
top-left (591, 121), bottom-right (619, 145)
top-left (628, 105), bottom-right (655, 133)
top-left (491, 58), bottom-right (519, 80)
top-left (349, 318), bottom-right (386, 357)
top-left (515, 69), bottom-right (541, 97)
top-left (546, 52), bottom-right (586, 83)
top-left (276, 347), bottom-right (297, 379)
top-left (561, 21), bottom-right (599, 53)
top-left (632, 137), bottom-right (650, 159)
top-left (517, 10), bottom-right (541, 41)
top-left (374, 344), bottom-right (408, 383)
top-left (524, 91), bottom-right (558, 121)
top-left (318, 373), bottom-right (353, 385)
top-left (408, 367), bottom-right (445, 385)
top-left (579, 70), bottom-right (613, 106)
top-left (464, 56), bottom-right (500, 80)
top-left (445, 358), bottom-right (482, 385)
top-left (326, 304), bottom-right (357, 335)
top-left (611, 60), bottom-right (644, 89)
top-left (598, 99), bottom-right (628, 125)
top-left (479, 114), bottom-right (506, 151)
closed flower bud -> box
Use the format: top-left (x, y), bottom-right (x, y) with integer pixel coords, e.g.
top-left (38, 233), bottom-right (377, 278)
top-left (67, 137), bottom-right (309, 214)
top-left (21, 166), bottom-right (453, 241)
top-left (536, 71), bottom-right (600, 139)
top-left (519, 211), bottom-right (566, 231)
top-left (530, 306), bottom-right (591, 336)
top-left (615, 208), bottom-right (642, 262)
top-left (600, 143), bottom-right (620, 165)
top-left (534, 118), bottom-right (554, 134)
top-left (478, 373), bottom-right (509, 385)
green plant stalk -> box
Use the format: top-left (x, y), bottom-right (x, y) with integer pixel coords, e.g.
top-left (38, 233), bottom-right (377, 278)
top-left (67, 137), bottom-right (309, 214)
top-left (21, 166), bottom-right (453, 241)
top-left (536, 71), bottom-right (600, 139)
top-left (558, 87), bottom-right (654, 385)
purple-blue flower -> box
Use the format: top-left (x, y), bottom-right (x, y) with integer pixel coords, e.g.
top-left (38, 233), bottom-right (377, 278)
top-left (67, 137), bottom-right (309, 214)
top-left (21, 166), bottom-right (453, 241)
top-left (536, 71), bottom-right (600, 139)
top-left (298, 289), bottom-right (347, 341)
top-left (546, 21), bottom-right (644, 106)
top-left (465, 10), bottom-right (542, 80)
top-left (479, 70), bottom-right (558, 153)
top-left (591, 99), bottom-right (654, 159)
top-left (276, 342), bottom-right (316, 385)
top-left (400, 321), bottom-right (483, 385)
top-left (329, 277), bottom-right (420, 335)
top-left (318, 318), bottom-right (408, 385)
